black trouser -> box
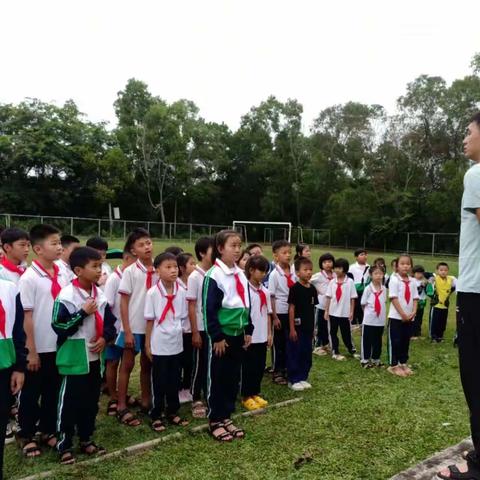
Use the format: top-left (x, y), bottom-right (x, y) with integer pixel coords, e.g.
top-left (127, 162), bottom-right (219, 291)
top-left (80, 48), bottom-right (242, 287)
top-left (207, 334), bottom-right (244, 422)
top-left (151, 353), bottom-right (181, 420)
top-left (388, 318), bottom-right (413, 366)
top-left (315, 308), bottom-right (329, 347)
top-left (361, 325), bottom-right (384, 363)
top-left (180, 333), bottom-right (193, 391)
top-left (352, 297), bottom-right (364, 325)
top-left (56, 360), bottom-right (101, 453)
top-left (0, 368), bottom-right (12, 480)
top-left (191, 331), bottom-right (208, 402)
top-left (18, 352), bottom-right (60, 439)
top-left (457, 292), bottom-right (480, 459)
top-left (241, 342), bottom-right (267, 397)
top-left (429, 307), bottom-right (449, 341)
top-left (412, 305), bottom-right (425, 337)
top-left (328, 316), bottom-right (355, 355)
top-left (286, 330), bottom-right (313, 384)
top-left (273, 313), bottom-right (288, 376)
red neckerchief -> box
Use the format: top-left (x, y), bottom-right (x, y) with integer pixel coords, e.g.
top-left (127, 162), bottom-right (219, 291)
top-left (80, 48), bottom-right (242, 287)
top-left (335, 281), bottom-right (344, 302)
top-left (72, 279), bottom-right (103, 338)
top-left (275, 265), bottom-right (295, 288)
top-left (157, 282), bottom-right (177, 325)
top-left (402, 278), bottom-right (411, 304)
top-left (251, 283), bottom-right (267, 313)
top-left (136, 260), bottom-right (154, 289)
top-left (373, 288), bottom-right (383, 317)
top-left (33, 260), bottom-right (61, 299)
top-left (1, 258), bottom-right (25, 276)
top-left (322, 270), bottom-right (333, 281)
top-left (0, 300), bottom-right (5, 339)
top-left (215, 261), bottom-right (246, 307)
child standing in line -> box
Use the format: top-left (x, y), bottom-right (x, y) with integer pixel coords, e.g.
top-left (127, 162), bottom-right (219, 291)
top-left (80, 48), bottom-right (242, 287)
top-left (324, 258), bottom-right (358, 361)
top-left (203, 230), bottom-right (253, 442)
top-left (311, 253), bottom-right (335, 356)
top-left (372, 257), bottom-right (388, 285)
top-left (103, 249), bottom-right (136, 416)
top-left (349, 249), bottom-right (370, 327)
top-left (145, 253), bottom-right (189, 433)
top-left (187, 237), bottom-right (214, 419)
top-left (291, 243), bottom-right (311, 274)
top-left (387, 254), bottom-right (419, 377)
top-left (385, 258), bottom-right (398, 289)
top-left (360, 265), bottom-right (387, 368)
top-left (53, 247), bottom-right (116, 464)
top-left (86, 237), bottom-right (112, 289)
top-left (412, 265), bottom-right (428, 339)
top-left (238, 250), bottom-right (250, 271)
top-left (268, 240), bottom-right (295, 385)
top-left (287, 257), bottom-right (318, 391)
top-left (427, 262), bottom-right (457, 343)
top-left (0, 228), bottom-right (30, 285)
top-left (176, 252), bottom-right (196, 404)
top-left (55, 235), bottom-right (80, 283)
top-left (241, 255), bottom-right (272, 410)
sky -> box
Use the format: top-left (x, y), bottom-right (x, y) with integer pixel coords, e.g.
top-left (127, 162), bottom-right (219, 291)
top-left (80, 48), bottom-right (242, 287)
top-left (2, 0), bottom-right (480, 131)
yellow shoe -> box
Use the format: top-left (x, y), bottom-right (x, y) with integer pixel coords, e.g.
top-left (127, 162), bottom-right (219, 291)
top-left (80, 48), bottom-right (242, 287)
top-left (253, 396), bottom-right (268, 407)
top-left (242, 397), bottom-right (260, 411)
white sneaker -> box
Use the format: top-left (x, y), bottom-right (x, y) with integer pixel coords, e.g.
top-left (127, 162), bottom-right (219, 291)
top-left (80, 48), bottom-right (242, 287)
top-left (313, 347), bottom-right (328, 356)
top-left (5, 422), bottom-right (14, 445)
top-left (332, 354), bottom-right (346, 361)
top-left (288, 382), bottom-right (305, 391)
top-left (300, 381), bottom-right (312, 389)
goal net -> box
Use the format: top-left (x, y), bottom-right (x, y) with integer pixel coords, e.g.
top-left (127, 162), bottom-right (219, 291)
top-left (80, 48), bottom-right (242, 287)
top-left (232, 221), bottom-right (292, 245)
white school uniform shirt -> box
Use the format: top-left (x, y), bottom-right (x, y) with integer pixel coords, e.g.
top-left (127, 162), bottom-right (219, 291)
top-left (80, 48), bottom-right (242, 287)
top-left (248, 282), bottom-right (272, 344)
top-left (97, 262), bottom-right (113, 291)
top-left (325, 277), bottom-right (357, 318)
top-left (176, 278), bottom-right (190, 333)
top-left (268, 265), bottom-right (296, 314)
top-left (414, 278), bottom-right (427, 301)
top-left (19, 262), bottom-right (70, 353)
top-left (0, 260), bottom-right (28, 285)
top-left (55, 259), bottom-right (75, 283)
top-left (186, 266), bottom-right (206, 332)
top-left (144, 281), bottom-right (186, 356)
top-left (388, 274), bottom-right (419, 320)
top-left (104, 266), bottom-right (123, 333)
top-left (118, 260), bottom-right (158, 335)
top-left (311, 270), bottom-right (336, 310)
top-left (349, 262), bottom-right (370, 285)
top-left (361, 283), bottom-right (387, 327)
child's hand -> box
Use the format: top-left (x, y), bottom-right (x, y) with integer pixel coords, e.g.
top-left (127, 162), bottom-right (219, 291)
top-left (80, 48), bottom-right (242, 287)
top-left (324, 311), bottom-right (329, 322)
top-left (289, 329), bottom-right (298, 342)
top-left (244, 335), bottom-right (252, 349)
top-left (273, 316), bottom-right (281, 330)
top-left (145, 346), bottom-right (152, 362)
top-left (89, 336), bottom-right (106, 353)
top-left (348, 312), bottom-right (354, 322)
top-left (267, 333), bottom-right (273, 348)
top-left (83, 298), bottom-right (98, 316)
top-left (213, 339), bottom-right (228, 357)
top-left (192, 331), bottom-right (203, 349)
top-left (27, 351), bottom-right (40, 372)
top-left (10, 371), bottom-right (24, 395)
top-left (124, 331), bottom-right (135, 349)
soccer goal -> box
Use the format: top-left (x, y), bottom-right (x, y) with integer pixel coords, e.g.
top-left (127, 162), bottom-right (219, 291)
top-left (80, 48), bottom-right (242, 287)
top-left (232, 221), bottom-right (292, 244)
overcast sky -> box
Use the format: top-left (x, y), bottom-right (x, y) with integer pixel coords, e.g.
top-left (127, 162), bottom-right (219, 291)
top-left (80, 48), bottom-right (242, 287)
top-left (2, 0), bottom-right (480, 131)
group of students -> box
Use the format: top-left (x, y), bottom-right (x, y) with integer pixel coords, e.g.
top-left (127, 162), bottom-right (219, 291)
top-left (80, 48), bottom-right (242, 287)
top-left (0, 225), bottom-right (457, 478)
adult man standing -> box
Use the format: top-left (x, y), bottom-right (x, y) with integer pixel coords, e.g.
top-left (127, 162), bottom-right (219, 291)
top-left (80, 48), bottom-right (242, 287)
top-left (439, 112), bottom-right (480, 479)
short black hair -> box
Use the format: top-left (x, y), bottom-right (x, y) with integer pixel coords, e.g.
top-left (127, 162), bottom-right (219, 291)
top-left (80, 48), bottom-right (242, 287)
top-left (369, 264), bottom-right (385, 276)
top-left (177, 252), bottom-right (194, 270)
top-left (29, 224), bottom-right (60, 246)
top-left (164, 245), bottom-right (184, 256)
top-left (61, 234), bottom-right (80, 248)
top-left (194, 237), bottom-right (214, 261)
top-left (436, 262), bottom-right (449, 270)
top-left (272, 239), bottom-right (290, 253)
top-left (412, 265), bottom-right (425, 274)
top-left (86, 236), bottom-right (108, 251)
top-left (354, 248), bottom-right (367, 257)
top-left (0, 227), bottom-right (30, 246)
top-left (319, 252), bottom-right (335, 269)
top-left (69, 246), bottom-right (101, 271)
top-left (124, 228), bottom-right (151, 253)
top-left (334, 258), bottom-right (350, 274)
top-left (245, 255), bottom-right (270, 279)
top-left (154, 252), bottom-right (177, 268)
top-left (246, 243), bottom-right (262, 254)
top-left (397, 253), bottom-right (413, 266)
top-left (294, 256), bottom-right (313, 272)
top-left (470, 112), bottom-right (480, 127)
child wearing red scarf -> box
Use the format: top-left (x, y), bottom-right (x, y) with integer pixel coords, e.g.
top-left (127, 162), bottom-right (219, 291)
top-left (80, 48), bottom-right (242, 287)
top-left (0, 227), bottom-right (30, 285)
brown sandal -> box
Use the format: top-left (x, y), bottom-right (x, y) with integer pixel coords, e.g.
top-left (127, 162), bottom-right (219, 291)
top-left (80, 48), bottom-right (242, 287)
top-left (116, 408), bottom-right (141, 427)
top-left (208, 422), bottom-right (233, 442)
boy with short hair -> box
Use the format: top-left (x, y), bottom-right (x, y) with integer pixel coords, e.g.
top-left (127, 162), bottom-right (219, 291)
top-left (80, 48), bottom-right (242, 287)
top-left (427, 262), bottom-right (457, 343)
top-left (412, 265), bottom-right (429, 339)
top-left (186, 236), bottom-right (214, 418)
top-left (0, 228), bottom-right (30, 284)
top-left (349, 249), bottom-right (370, 326)
top-left (287, 257), bottom-right (318, 391)
top-left (53, 247), bottom-right (116, 464)
top-left (55, 235), bottom-right (80, 283)
top-left (116, 228), bottom-right (157, 427)
top-left (268, 240), bottom-right (295, 385)
top-left (86, 236), bottom-right (111, 288)
top-left (17, 224), bottom-right (69, 457)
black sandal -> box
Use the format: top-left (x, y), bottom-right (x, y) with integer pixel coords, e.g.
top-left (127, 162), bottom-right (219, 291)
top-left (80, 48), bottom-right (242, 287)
top-left (223, 419), bottom-right (245, 439)
top-left (168, 414), bottom-right (189, 427)
top-left (106, 400), bottom-right (118, 416)
top-left (208, 422), bottom-right (233, 442)
top-left (41, 433), bottom-right (57, 449)
top-left (126, 395), bottom-right (140, 408)
top-left (59, 450), bottom-right (75, 465)
top-left (20, 439), bottom-right (41, 458)
top-left (79, 441), bottom-right (106, 456)
top-left (437, 460), bottom-right (480, 479)
top-left (151, 419), bottom-right (166, 433)
top-left (273, 374), bottom-right (288, 385)
top-left (116, 408), bottom-right (141, 427)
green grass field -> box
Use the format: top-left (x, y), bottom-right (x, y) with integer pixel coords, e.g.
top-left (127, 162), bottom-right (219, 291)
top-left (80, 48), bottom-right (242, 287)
top-left (4, 242), bottom-right (466, 480)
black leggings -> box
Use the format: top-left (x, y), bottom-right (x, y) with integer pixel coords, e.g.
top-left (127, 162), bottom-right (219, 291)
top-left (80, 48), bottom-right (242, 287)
top-left (328, 316), bottom-right (355, 355)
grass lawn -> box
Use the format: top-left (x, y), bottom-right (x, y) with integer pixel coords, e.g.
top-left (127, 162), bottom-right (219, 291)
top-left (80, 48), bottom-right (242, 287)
top-left (3, 242), bottom-right (467, 480)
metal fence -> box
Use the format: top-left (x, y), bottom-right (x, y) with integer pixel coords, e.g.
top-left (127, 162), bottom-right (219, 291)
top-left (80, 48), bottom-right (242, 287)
top-left (0, 213), bottom-right (459, 256)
